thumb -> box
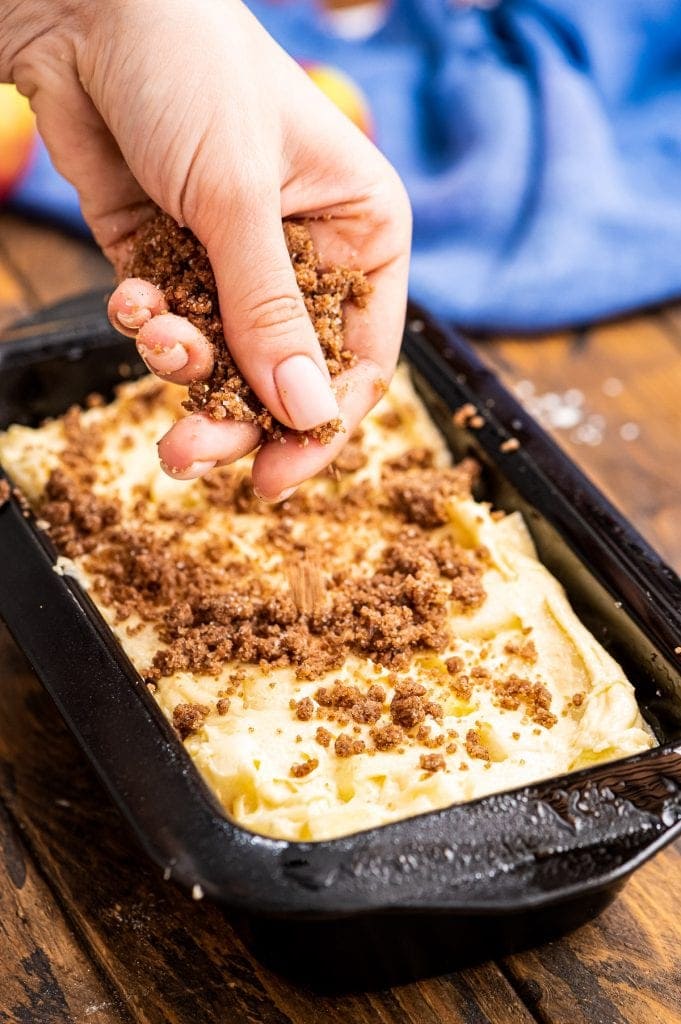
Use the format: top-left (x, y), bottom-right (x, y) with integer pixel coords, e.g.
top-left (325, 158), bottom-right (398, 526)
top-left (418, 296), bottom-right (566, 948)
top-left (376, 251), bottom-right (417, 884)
top-left (200, 201), bottom-right (340, 433)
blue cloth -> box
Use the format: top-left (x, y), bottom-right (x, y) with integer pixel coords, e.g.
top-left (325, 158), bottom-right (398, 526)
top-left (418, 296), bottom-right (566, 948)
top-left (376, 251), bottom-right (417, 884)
top-left (11, 0), bottom-right (681, 330)
top-left (10, 140), bottom-right (87, 230)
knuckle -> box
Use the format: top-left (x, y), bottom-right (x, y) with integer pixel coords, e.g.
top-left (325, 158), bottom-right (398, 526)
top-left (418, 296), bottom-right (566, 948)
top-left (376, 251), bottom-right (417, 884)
top-left (243, 291), bottom-right (308, 337)
top-left (394, 179), bottom-right (413, 232)
top-left (184, 156), bottom-right (275, 241)
top-left (366, 171), bottom-right (412, 235)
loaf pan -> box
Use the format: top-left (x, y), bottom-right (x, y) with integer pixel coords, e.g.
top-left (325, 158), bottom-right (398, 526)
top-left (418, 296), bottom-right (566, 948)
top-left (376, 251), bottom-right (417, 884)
top-left (1, 291), bottom-right (680, 985)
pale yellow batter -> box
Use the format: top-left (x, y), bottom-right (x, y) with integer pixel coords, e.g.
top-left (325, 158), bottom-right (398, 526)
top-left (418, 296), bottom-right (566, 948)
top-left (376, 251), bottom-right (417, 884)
top-left (0, 367), bottom-right (654, 841)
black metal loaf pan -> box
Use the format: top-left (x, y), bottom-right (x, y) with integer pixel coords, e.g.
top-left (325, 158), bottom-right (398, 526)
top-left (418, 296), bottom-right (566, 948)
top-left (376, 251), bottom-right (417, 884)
top-left (1, 291), bottom-right (680, 985)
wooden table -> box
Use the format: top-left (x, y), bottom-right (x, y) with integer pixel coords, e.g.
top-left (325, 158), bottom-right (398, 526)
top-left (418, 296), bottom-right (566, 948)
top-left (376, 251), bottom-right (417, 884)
top-left (0, 212), bottom-right (679, 1024)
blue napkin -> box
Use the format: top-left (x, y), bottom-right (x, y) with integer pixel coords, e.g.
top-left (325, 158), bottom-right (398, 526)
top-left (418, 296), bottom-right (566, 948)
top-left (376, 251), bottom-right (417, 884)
top-left (10, 0), bottom-right (681, 330)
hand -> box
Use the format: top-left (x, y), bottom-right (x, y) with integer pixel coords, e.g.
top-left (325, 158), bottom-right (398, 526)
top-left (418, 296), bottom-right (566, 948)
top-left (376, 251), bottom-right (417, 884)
top-left (3, 0), bottom-right (411, 500)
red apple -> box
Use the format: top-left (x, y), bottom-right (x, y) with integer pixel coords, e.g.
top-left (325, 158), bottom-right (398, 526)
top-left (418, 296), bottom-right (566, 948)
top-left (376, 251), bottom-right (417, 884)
top-left (0, 85), bottom-right (37, 200)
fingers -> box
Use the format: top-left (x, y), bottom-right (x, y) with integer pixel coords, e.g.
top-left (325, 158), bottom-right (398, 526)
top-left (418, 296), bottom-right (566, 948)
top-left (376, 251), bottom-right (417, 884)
top-left (340, 247), bottom-right (408, 375)
top-left (136, 314), bottom-right (214, 384)
top-left (151, 200), bottom-right (407, 494)
top-left (157, 414), bottom-right (261, 480)
top-left (294, 174), bottom-right (412, 372)
top-left (273, 354), bottom-right (339, 431)
top-left (109, 281), bottom-right (214, 384)
top-left (201, 208), bottom-right (339, 432)
top-left (107, 278), bottom-right (168, 337)
top-left (251, 357), bottom-right (389, 501)
top-left (155, 356), bottom-right (388, 497)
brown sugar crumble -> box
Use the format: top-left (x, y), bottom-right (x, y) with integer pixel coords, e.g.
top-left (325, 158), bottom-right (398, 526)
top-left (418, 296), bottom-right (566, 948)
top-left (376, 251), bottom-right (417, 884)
top-left (32, 395), bottom-right (499, 778)
top-left (291, 758), bottom-right (319, 778)
top-left (293, 696), bottom-right (315, 721)
top-left (390, 679), bottom-right (428, 729)
top-left (315, 727), bottom-right (332, 747)
top-left (504, 638), bottom-right (538, 664)
top-left (450, 673), bottom-right (474, 701)
top-left (417, 725), bottom-right (445, 749)
top-left (493, 674), bottom-right (558, 729)
top-left (335, 733), bottom-right (366, 758)
top-left (465, 728), bottom-right (491, 761)
top-left (350, 699), bottom-right (383, 724)
top-left (20, 342), bottom-right (588, 806)
top-left (44, 457), bottom-right (482, 684)
top-left (371, 723), bottom-right (404, 751)
top-left (419, 753), bottom-right (446, 773)
top-left (123, 211), bottom-right (371, 444)
top-left (173, 702), bottom-right (210, 740)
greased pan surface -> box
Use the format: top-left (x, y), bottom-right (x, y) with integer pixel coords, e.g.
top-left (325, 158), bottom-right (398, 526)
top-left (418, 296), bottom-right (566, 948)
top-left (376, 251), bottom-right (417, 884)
top-left (1, 291), bottom-right (680, 928)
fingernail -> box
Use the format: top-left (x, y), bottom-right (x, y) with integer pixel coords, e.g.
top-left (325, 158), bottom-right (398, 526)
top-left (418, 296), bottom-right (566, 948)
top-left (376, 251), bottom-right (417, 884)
top-left (117, 307), bottom-right (151, 330)
top-left (273, 355), bottom-right (339, 431)
top-left (160, 458), bottom-right (216, 480)
top-left (139, 342), bottom-right (189, 375)
top-left (253, 485), bottom-right (297, 504)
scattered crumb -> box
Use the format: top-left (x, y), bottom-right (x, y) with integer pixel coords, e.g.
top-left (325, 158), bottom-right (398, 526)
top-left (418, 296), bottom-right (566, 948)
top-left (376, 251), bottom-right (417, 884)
top-left (315, 727), bottom-right (332, 747)
top-left (293, 696), bottom-right (315, 721)
top-left (465, 728), bottom-right (490, 761)
top-left (172, 702), bottom-right (209, 740)
top-left (335, 733), bottom-right (366, 757)
top-left (419, 753), bottom-right (446, 772)
top-left (290, 758), bottom-right (319, 778)
top-left (452, 403), bottom-right (477, 428)
top-left (504, 638), bottom-right (537, 664)
top-left (371, 723), bottom-right (404, 751)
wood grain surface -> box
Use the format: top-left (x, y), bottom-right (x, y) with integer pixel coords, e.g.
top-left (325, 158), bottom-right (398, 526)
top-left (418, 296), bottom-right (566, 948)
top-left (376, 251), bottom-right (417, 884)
top-left (477, 317), bottom-right (681, 570)
top-left (0, 212), bottom-right (679, 1024)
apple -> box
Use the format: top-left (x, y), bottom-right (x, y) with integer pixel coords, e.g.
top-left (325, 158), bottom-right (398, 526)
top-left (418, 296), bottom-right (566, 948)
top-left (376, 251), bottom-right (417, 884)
top-left (305, 64), bottom-right (374, 139)
top-left (0, 84), bottom-right (37, 200)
